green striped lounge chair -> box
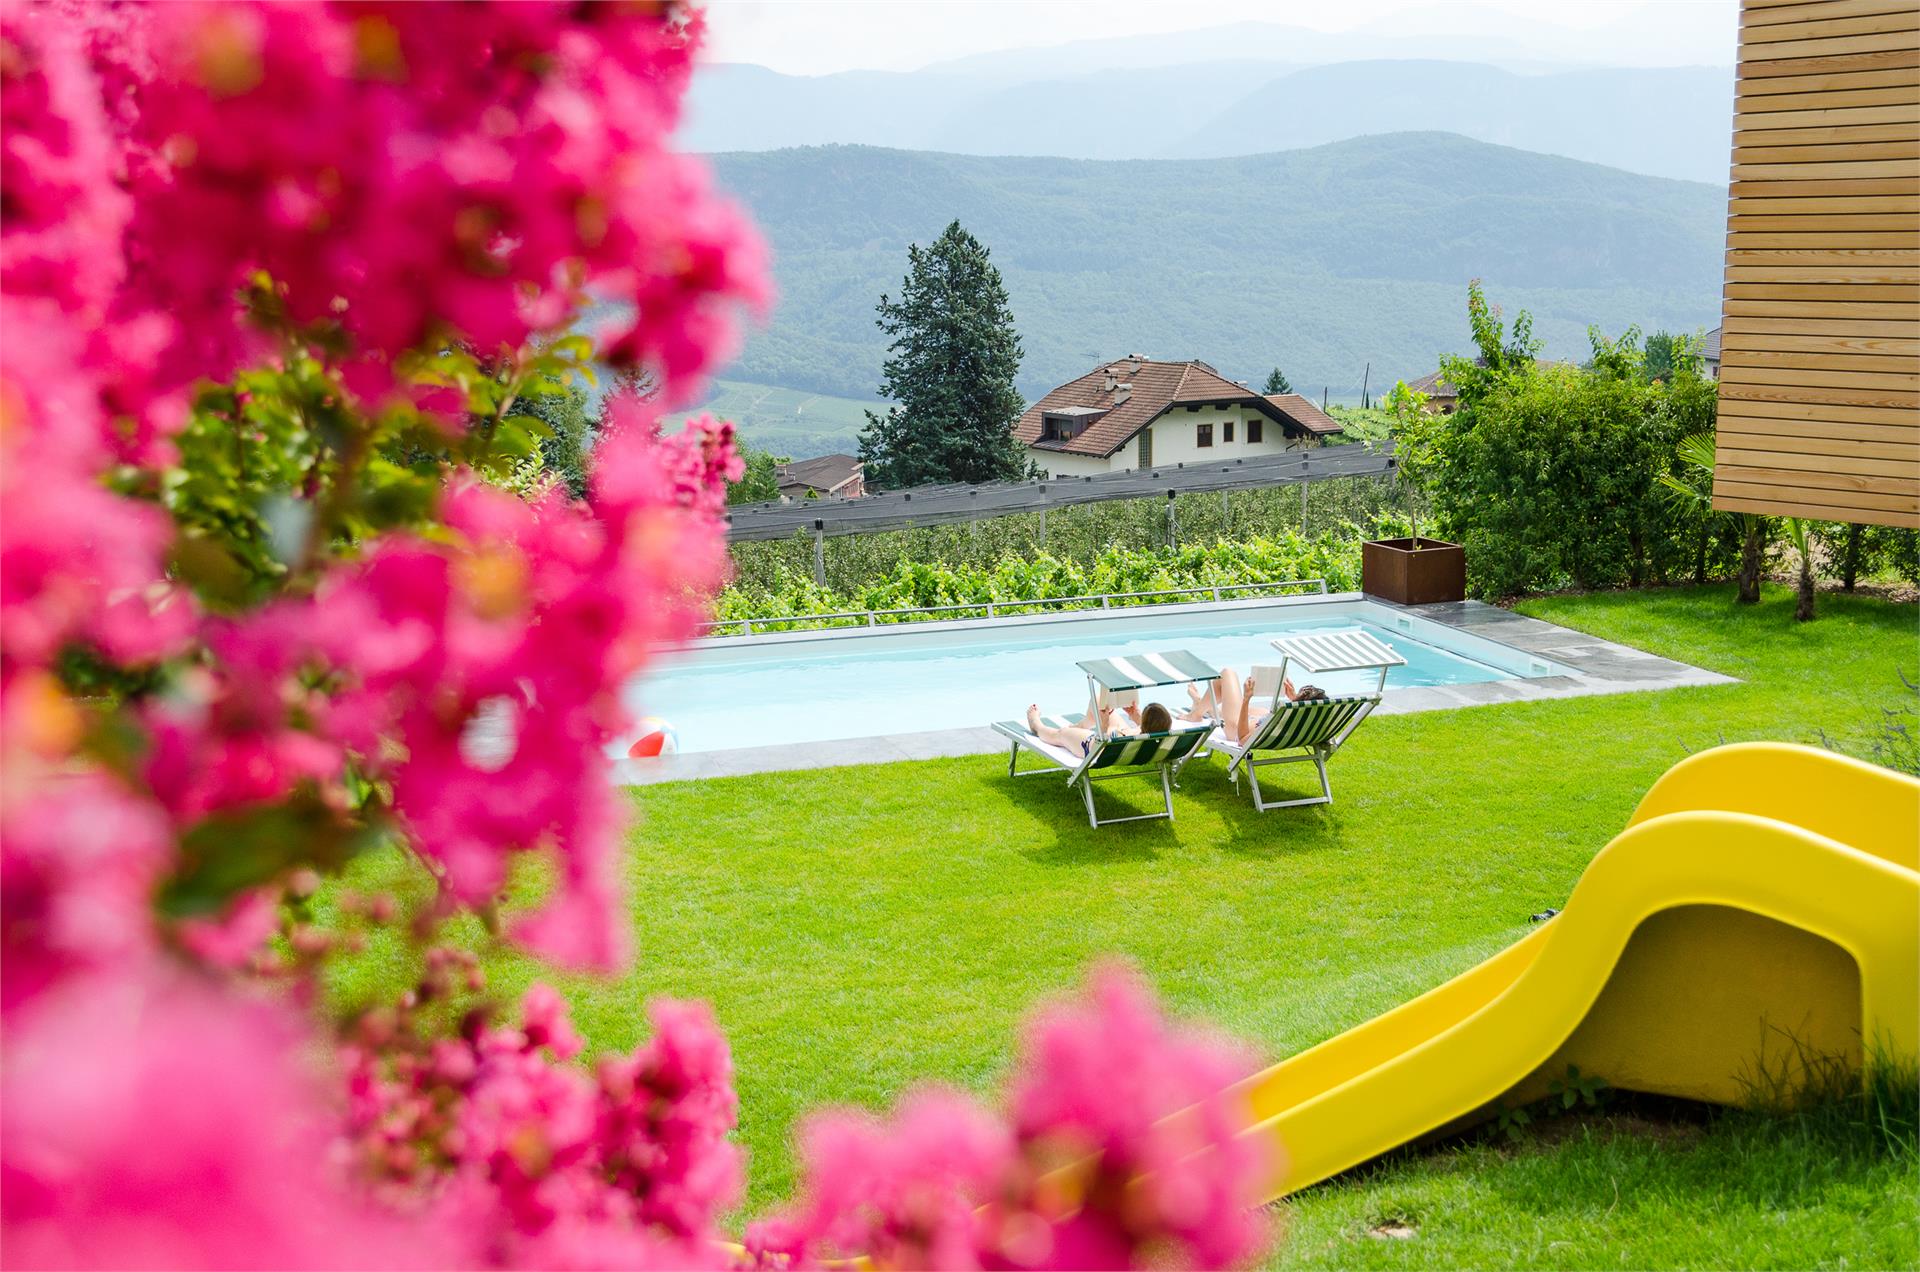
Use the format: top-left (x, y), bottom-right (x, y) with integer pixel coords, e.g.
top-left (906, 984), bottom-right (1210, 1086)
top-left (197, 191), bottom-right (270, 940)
top-left (991, 649), bottom-right (1221, 828)
top-left (1216, 630), bottom-right (1406, 812)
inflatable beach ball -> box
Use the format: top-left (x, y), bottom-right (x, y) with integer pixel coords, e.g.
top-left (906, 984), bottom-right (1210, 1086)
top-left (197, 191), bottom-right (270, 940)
top-left (627, 717), bottom-right (679, 759)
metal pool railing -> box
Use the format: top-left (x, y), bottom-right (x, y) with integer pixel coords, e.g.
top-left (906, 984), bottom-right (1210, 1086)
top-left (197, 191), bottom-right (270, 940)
top-left (697, 578), bottom-right (1330, 637)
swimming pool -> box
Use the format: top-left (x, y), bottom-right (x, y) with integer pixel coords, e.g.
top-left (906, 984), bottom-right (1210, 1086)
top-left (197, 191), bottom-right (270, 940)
top-left (625, 595), bottom-right (1569, 755)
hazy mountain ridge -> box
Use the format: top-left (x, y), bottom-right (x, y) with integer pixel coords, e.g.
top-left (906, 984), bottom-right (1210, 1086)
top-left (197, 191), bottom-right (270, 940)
top-left (704, 133), bottom-right (1725, 409)
top-left (682, 56), bottom-right (1734, 183)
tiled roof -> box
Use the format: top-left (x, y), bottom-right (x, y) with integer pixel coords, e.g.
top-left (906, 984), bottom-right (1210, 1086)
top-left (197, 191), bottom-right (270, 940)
top-left (1016, 358), bottom-right (1333, 457)
top-left (1405, 368), bottom-right (1457, 397)
top-left (1701, 325), bottom-right (1721, 361)
top-left (776, 453), bottom-right (862, 491)
top-left (1263, 393), bottom-right (1343, 437)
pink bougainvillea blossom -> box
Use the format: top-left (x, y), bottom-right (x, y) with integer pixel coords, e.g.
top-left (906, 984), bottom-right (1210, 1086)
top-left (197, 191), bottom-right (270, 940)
top-left (0, 969), bottom-right (452, 1270)
top-left (119, 0), bottom-right (765, 406)
top-left (340, 981), bottom-right (740, 1266)
top-left (752, 964), bottom-right (1274, 1271)
top-left (1000, 962), bottom-right (1274, 1270)
top-left (311, 406), bottom-right (738, 971)
top-left (0, 774), bottom-right (172, 1015)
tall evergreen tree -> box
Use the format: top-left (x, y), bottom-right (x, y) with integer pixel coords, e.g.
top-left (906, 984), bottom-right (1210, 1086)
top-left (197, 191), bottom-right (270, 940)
top-left (1261, 367), bottom-right (1292, 395)
top-left (857, 221), bottom-right (1030, 489)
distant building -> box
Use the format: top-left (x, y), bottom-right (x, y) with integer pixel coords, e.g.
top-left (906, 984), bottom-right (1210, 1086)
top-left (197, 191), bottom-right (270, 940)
top-left (1403, 368), bottom-right (1460, 414)
top-left (1701, 325), bottom-right (1721, 380)
top-left (775, 453), bottom-right (865, 501)
top-left (1015, 355), bottom-right (1342, 478)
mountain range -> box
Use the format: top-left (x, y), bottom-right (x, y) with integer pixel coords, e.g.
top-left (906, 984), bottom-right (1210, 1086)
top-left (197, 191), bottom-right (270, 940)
top-left (682, 57), bottom-right (1735, 184)
top-left (701, 132), bottom-right (1727, 418)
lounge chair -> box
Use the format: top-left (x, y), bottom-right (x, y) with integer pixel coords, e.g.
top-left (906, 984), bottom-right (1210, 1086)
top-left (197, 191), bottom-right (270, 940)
top-left (1213, 630), bottom-right (1404, 812)
top-left (993, 649), bottom-right (1221, 828)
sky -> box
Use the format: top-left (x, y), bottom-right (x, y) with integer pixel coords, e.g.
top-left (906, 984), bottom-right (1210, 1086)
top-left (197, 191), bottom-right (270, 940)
top-left (701, 0), bottom-right (1742, 76)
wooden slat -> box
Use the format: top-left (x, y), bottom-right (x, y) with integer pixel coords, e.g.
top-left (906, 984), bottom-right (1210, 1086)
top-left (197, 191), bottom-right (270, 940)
top-left (1723, 281), bottom-right (1920, 299)
top-left (1723, 297), bottom-right (1920, 317)
top-left (1720, 348), bottom-right (1920, 373)
top-left (1714, 476), bottom-right (1918, 514)
top-left (1744, 0), bottom-right (1920, 28)
top-left (1731, 177), bottom-right (1918, 196)
top-left (1739, 28), bottom-right (1920, 63)
top-left (1722, 330), bottom-right (1920, 354)
top-left (1718, 445), bottom-right (1920, 476)
top-left (1728, 192), bottom-right (1920, 212)
top-left (1712, 396), bottom-right (1920, 425)
top-left (1720, 470), bottom-right (1912, 499)
top-left (1736, 47), bottom-right (1920, 79)
top-left (1718, 379), bottom-right (1919, 408)
top-left (1727, 211), bottom-right (1920, 228)
top-left (1732, 141), bottom-right (1920, 163)
top-left (1728, 121), bottom-right (1918, 145)
top-left (1718, 427), bottom-right (1920, 460)
top-left (1727, 230), bottom-right (1920, 246)
top-left (1726, 247), bottom-right (1920, 264)
top-left (1732, 85), bottom-right (1920, 111)
top-left (1729, 158), bottom-right (1920, 179)
top-left (1716, 409), bottom-right (1920, 441)
top-left (1742, 10), bottom-right (1920, 44)
top-left (1727, 231), bottom-right (1920, 248)
top-left (1715, 491), bottom-right (1920, 527)
top-left (1732, 104), bottom-right (1920, 130)
top-left (1721, 315), bottom-right (1920, 337)
top-left (1719, 364), bottom-right (1919, 389)
top-left (1736, 68), bottom-right (1920, 98)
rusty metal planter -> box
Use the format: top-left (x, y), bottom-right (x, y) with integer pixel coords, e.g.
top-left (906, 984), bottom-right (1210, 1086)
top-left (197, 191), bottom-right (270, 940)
top-left (1361, 538), bottom-right (1465, 605)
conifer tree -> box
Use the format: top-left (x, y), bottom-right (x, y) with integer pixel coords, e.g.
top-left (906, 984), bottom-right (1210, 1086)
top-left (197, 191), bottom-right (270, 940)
top-left (1261, 367), bottom-right (1292, 395)
top-left (857, 221), bottom-right (1030, 488)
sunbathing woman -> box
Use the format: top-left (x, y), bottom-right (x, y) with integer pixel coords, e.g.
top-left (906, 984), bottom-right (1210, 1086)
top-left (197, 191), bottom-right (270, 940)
top-left (1180, 667), bottom-right (1327, 746)
top-left (1025, 690), bottom-right (1175, 755)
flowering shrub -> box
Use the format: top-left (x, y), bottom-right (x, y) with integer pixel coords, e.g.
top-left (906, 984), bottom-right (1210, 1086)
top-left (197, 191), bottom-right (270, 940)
top-left (0, 3), bottom-right (1274, 1267)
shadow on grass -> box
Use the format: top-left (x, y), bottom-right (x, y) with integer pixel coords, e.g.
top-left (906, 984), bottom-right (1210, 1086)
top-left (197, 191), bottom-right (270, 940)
top-left (1185, 755), bottom-right (1348, 858)
top-left (992, 766), bottom-right (1170, 865)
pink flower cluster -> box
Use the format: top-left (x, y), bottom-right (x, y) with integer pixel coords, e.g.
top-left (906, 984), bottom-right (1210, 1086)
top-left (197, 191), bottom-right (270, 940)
top-left (120, 0), bottom-right (765, 406)
top-left (750, 963), bottom-right (1275, 1270)
top-left (0, 5), bottom-right (190, 712)
top-left (307, 401), bottom-right (738, 971)
top-left (343, 978), bottom-right (741, 1268)
top-left (2, 967), bottom-right (450, 1270)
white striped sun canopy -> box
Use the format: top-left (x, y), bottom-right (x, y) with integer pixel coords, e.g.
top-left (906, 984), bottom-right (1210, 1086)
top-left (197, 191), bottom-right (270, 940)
top-left (1270, 629), bottom-right (1407, 673)
top-left (1077, 649), bottom-right (1221, 690)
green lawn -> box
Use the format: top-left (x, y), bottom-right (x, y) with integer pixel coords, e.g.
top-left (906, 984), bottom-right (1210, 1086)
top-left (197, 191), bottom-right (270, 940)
top-left (334, 585), bottom-right (1919, 1267)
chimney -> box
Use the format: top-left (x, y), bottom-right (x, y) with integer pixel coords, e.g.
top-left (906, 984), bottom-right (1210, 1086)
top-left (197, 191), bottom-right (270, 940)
top-left (1114, 383), bottom-right (1132, 404)
top-left (1103, 366), bottom-right (1117, 392)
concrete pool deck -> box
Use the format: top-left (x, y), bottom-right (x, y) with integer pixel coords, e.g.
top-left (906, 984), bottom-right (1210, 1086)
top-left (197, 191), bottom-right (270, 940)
top-left (613, 598), bottom-right (1736, 786)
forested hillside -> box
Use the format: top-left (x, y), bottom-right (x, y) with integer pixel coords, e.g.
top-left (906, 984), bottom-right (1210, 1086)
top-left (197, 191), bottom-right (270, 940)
top-left (705, 134), bottom-right (1725, 406)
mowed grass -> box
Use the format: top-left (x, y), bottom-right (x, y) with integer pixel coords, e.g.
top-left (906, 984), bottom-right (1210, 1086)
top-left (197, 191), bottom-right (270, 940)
top-left (330, 586), bottom-right (1918, 1266)
top-left (664, 377), bottom-right (880, 455)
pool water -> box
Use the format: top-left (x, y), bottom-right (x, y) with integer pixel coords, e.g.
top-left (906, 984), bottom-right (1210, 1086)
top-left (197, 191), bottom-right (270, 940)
top-left (628, 606), bottom-right (1540, 755)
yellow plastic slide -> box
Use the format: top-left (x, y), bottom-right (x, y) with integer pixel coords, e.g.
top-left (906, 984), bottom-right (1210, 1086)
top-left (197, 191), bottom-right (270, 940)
top-left (1224, 742), bottom-right (1920, 1201)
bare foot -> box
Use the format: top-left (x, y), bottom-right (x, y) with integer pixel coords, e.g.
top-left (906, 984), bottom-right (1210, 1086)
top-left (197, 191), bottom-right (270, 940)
top-left (1025, 703), bottom-right (1042, 732)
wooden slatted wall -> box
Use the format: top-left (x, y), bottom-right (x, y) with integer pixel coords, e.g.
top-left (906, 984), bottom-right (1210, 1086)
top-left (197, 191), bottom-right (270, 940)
top-left (1715, 0), bottom-right (1920, 528)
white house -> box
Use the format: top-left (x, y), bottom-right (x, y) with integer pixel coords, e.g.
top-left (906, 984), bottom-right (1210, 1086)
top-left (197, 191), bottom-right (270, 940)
top-left (1015, 356), bottom-right (1343, 477)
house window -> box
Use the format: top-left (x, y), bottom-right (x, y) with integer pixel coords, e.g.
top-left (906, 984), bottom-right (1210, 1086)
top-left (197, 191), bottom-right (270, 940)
top-left (1223, 419), bottom-right (1235, 443)
top-left (1138, 427), bottom-right (1153, 468)
top-left (1247, 417), bottom-right (1263, 444)
top-left (1196, 423), bottom-right (1213, 448)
